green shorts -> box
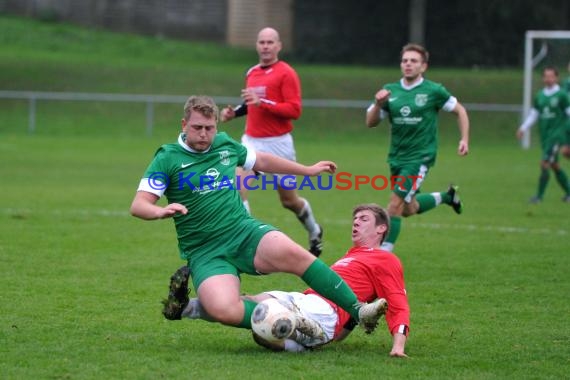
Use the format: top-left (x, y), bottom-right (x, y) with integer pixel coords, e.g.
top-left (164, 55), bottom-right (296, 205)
top-left (541, 143), bottom-right (561, 163)
top-left (186, 218), bottom-right (278, 290)
top-left (389, 162), bottom-right (429, 203)
top-left (564, 121), bottom-right (570, 146)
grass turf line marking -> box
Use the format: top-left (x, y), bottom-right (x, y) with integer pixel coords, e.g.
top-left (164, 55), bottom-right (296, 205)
top-left (2, 208), bottom-right (567, 236)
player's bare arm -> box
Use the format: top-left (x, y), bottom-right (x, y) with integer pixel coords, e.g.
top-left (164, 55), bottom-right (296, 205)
top-left (253, 151), bottom-right (337, 176)
top-left (130, 191), bottom-right (188, 220)
top-left (366, 89), bottom-right (391, 128)
top-left (453, 102), bottom-right (470, 156)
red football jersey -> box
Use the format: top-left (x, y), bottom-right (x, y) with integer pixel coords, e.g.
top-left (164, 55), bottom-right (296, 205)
top-left (243, 61), bottom-right (302, 137)
top-left (306, 246), bottom-right (410, 338)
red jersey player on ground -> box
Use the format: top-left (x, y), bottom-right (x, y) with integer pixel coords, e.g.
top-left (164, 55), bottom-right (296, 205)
top-left (180, 203), bottom-right (411, 357)
top-left (220, 27), bottom-right (324, 257)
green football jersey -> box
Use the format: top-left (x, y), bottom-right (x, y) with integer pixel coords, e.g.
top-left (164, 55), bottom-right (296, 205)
top-left (532, 86), bottom-right (570, 149)
top-left (562, 76), bottom-right (570, 94)
top-left (139, 132), bottom-right (254, 258)
top-left (381, 78), bottom-right (454, 166)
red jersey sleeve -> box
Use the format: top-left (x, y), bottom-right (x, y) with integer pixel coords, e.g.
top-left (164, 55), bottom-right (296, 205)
top-left (373, 254), bottom-right (410, 336)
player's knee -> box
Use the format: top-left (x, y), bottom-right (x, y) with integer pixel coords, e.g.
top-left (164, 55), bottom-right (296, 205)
top-left (387, 198), bottom-right (405, 216)
top-left (203, 303), bottom-right (243, 325)
top-left (280, 196), bottom-right (303, 212)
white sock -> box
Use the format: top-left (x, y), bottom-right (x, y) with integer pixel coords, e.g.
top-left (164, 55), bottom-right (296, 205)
top-left (431, 192), bottom-right (442, 205)
top-left (242, 200), bottom-right (251, 214)
top-left (181, 298), bottom-right (202, 319)
top-left (182, 298), bottom-right (215, 321)
top-left (380, 242), bottom-right (394, 252)
top-left (297, 198), bottom-right (319, 238)
top-left (284, 339), bottom-right (307, 352)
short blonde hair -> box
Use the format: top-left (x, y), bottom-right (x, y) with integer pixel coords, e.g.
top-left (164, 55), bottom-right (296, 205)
top-left (183, 95), bottom-right (219, 121)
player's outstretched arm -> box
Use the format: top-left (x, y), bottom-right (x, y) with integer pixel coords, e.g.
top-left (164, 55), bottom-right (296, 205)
top-left (130, 191), bottom-right (187, 220)
top-left (452, 102), bottom-right (470, 156)
top-left (220, 105), bottom-right (236, 122)
top-left (253, 151), bottom-right (337, 176)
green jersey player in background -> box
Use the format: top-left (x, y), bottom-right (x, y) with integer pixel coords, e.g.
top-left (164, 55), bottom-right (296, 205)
top-left (130, 95), bottom-right (386, 334)
top-left (517, 66), bottom-right (570, 203)
top-left (365, 43), bottom-right (470, 252)
top-left (561, 61), bottom-right (570, 159)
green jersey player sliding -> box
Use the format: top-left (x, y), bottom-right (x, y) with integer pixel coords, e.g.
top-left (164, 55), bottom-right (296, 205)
top-left (130, 95), bottom-right (385, 334)
top-left (366, 43), bottom-right (470, 252)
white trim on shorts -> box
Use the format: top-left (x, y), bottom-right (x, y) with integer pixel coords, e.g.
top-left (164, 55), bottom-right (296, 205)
top-left (403, 164), bottom-right (428, 203)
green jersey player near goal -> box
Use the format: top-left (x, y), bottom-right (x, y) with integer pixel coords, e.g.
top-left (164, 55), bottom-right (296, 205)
top-left (561, 61), bottom-right (570, 159)
top-left (130, 95), bottom-right (386, 333)
top-left (365, 43), bottom-right (470, 252)
top-left (516, 66), bottom-right (570, 203)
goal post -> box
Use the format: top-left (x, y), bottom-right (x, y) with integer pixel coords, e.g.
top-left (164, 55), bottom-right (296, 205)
top-left (522, 30), bottom-right (570, 149)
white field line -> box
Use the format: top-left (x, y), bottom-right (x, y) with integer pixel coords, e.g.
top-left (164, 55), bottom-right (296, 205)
top-left (2, 208), bottom-right (568, 236)
top-left (323, 218), bottom-right (568, 236)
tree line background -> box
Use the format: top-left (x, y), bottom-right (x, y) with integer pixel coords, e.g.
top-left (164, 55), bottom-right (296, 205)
top-left (2, 0), bottom-right (570, 68)
top-left (293, 0), bottom-right (570, 67)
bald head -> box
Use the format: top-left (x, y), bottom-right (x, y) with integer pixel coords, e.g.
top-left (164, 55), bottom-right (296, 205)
top-left (256, 27), bottom-right (282, 66)
top-left (257, 27), bottom-right (280, 42)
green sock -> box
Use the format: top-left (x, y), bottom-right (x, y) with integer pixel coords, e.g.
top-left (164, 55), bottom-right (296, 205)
top-left (302, 260), bottom-right (360, 321)
top-left (417, 193), bottom-right (438, 214)
top-left (384, 216), bottom-right (402, 246)
top-left (554, 169), bottom-right (570, 194)
top-left (237, 299), bottom-right (257, 329)
top-left (537, 169), bottom-right (550, 198)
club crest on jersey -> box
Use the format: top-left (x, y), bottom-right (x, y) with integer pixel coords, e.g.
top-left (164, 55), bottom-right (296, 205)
top-left (415, 94), bottom-right (428, 107)
top-left (219, 150), bottom-right (230, 166)
top-left (550, 98), bottom-right (559, 108)
top-left (399, 106), bottom-right (412, 117)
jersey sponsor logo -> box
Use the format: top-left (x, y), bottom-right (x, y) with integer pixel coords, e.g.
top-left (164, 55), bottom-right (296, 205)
top-left (219, 150), bottom-right (231, 166)
top-left (181, 162), bottom-right (194, 169)
top-left (250, 86), bottom-right (266, 97)
top-left (415, 94), bottom-right (428, 107)
top-left (205, 167), bottom-right (220, 180)
top-left (332, 257), bottom-right (355, 267)
top-left (399, 106), bottom-right (411, 117)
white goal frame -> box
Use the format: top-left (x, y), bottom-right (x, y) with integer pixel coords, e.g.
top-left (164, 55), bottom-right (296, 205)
top-left (522, 30), bottom-right (570, 148)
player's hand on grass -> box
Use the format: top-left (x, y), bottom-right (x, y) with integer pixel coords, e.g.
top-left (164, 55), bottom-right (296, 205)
top-left (307, 161), bottom-right (337, 176)
top-left (458, 139), bottom-right (469, 156)
top-left (159, 203), bottom-right (188, 218)
top-left (389, 349), bottom-right (409, 358)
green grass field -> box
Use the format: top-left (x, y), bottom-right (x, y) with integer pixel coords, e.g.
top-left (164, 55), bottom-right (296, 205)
top-left (1, 16), bottom-right (569, 379)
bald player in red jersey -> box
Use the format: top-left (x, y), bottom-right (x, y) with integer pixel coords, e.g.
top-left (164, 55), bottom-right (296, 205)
top-left (181, 203), bottom-right (410, 356)
top-left (220, 27), bottom-right (324, 257)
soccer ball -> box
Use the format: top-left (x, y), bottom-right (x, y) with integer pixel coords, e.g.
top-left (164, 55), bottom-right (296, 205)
top-left (251, 298), bottom-right (297, 343)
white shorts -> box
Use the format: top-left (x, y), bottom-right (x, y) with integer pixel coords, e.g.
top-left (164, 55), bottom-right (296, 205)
top-left (265, 290), bottom-right (337, 347)
top-left (242, 134), bottom-right (297, 184)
